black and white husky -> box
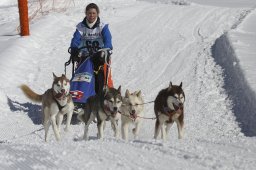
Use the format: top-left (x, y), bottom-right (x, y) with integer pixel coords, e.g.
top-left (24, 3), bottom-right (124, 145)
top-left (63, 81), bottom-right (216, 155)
top-left (20, 73), bottom-right (74, 142)
top-left (77, 86), bottom-right (122, 140)
top-left (154, 82), bottom-right (185, 141)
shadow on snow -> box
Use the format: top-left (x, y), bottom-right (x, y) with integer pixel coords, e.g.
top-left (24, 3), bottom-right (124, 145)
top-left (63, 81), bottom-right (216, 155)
top-left (7, 97), bottom-right (80, 125)
top-left (7, 97), bottom-right (42, 125)
top-left (212, 33), bottom-right (256, 137)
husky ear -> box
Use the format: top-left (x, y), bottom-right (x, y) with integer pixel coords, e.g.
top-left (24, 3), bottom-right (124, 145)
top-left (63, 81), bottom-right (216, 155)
top-left (168, 81), bottom-right (172, 91)
top-left (53, 72), bottom-right (57, 79)
top-left (136, 90), bottom-right (142, 97)
top-left (117, 85), bottom-right (121, 94)
top-left (125, 89), bottom-right (130, 98)
top-left (179, 82), bottom-right (182, 88)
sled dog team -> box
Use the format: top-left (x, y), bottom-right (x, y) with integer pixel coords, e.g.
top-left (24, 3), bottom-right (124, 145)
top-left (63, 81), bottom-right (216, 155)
top-left (20, 73), bottom-right (185, 142)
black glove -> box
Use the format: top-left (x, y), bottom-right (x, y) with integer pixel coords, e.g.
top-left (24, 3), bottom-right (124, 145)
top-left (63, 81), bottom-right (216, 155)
top-left (91, 51), bottom-right (105, 67)
top-left (70, 47), bottom-right (79, 62)
top-left (91, 49), bottom-right (112, 68)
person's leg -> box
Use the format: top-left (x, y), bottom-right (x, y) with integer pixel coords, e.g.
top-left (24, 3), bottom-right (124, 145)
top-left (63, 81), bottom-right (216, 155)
top-left (95, 69), bottom-right (104, 95)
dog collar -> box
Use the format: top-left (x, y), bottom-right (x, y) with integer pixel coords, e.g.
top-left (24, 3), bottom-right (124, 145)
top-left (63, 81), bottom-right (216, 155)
top-left (53, 97), bottom-right (65, 111)
top-left (53, 92), bottom-right (70, 111)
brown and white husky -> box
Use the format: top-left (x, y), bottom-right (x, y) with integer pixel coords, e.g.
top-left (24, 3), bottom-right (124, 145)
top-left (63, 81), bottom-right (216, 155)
top-left (154, 82), bottom-right (185, 141)
top-left (20, 73), bottom-right (74, 142)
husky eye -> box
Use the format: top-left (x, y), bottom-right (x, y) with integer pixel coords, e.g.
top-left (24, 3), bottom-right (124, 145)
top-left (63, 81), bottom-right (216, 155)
top-left (117, 100), bottom-right (121, 103)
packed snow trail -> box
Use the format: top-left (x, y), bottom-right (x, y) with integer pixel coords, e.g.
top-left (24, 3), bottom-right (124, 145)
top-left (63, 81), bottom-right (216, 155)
top-left (0, 1), bottom-right (256, 169)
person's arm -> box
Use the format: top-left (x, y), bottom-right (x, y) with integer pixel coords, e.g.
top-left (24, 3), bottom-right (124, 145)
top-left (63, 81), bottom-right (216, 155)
top-left (70, 29), bottom-right (82, 61)
top-left (101, 24), bottom-right (113, 50)
top-left (70, 29), bottom-right (82, 48)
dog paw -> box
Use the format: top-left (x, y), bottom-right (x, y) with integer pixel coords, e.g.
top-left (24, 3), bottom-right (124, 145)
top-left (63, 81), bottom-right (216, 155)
top-left (64, 127), bottom-right (69, 132)
top-left (83, 136), bottom-right (89, 141)
top-left (56, 136), bottom-right (61, 141)
top-left (114, 134), bottom-right (120, 139)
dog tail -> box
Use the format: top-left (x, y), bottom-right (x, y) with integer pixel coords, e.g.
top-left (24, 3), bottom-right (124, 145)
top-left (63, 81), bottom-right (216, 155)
top-left (20, 84), bottom-right (43, 103)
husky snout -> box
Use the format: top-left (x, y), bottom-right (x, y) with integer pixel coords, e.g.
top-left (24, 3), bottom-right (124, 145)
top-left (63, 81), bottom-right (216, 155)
top-left (113, 107), bottom-right (118, 112)
top-left (61, 89), bottom-right (66, 94)
top-left (110, 107), bottom-right (119, 117)
top-left (130, 110), bottom-right (137, 120)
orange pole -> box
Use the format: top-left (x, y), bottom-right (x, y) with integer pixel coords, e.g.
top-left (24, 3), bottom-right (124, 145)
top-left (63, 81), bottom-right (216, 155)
top-left (18, 0), bottom-right (30, 36)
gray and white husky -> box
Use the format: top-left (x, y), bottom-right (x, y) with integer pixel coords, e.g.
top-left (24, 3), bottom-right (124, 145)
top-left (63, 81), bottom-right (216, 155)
top-left (20, 73), bottom-right (74, 142)
top-left (154, 82), bottom-right (185, 141)
top-left (77, 86), bottom-right (122, 140)
top-left (120, 90), bottom-right (144, 141)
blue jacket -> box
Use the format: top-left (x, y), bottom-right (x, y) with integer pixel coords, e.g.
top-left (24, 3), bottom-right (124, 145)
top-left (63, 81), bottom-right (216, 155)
top-left (70, 17), bottom-right (113, 53)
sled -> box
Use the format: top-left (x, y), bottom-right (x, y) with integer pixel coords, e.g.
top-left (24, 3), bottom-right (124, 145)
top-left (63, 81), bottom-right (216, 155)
top-left (65, 47), bottom-right (113, 104)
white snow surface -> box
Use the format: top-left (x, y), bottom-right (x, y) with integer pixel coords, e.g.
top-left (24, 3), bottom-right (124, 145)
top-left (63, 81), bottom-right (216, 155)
top-left (0, 0), bottom-right (256, 169)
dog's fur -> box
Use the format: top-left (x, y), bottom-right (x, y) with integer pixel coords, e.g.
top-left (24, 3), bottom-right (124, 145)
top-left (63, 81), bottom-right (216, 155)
top-left (120, 90), bottom-right (144, 141)
top-left (77, 86), bottom-right (122, 140)
top-left (20, 73), bottom-right (74, 142)
top-left (154, 82), bottom-right (185, 141)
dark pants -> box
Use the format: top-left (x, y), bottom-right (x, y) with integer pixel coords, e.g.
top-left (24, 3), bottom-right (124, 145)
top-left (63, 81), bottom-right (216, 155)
top-left (94, 69), bottom-right (104, 96)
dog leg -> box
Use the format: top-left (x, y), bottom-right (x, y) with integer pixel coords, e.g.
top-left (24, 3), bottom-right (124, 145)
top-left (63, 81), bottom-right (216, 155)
top-left (132, 120), bottom-right (141, 140)
top-left (161, 123), bottom-right (167, 141)
top-left (83, 123), bottom-right (89, 140)
top-left (154, 118), bottom-right (161, 139)
top-left (64, 111), bottom-right (73, 132)
top-left (121, 121), bottom-right (129, 141)
top-left (84, 113), bottom-right (95, 140)
top-left (97, 120), bottom-right (105, 139)
top-left (176, 116), bottom-right (184, 139)
top-left (103, 121), bottom-right (107, 131)
top-left (165, 122), bottom-right (173, 140)
top-left (43, 108), bottom-right (50, 142)
top-left (51, 114), bottom-right (61, 141)
top-left (111, 119), bottom-right (119, 138)
top-left (57, 113), bottom-right (63, 132)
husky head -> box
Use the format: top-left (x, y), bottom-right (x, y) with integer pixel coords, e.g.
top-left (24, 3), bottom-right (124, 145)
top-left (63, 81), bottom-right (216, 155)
top-left (167, 82), bottom-right (185, 110)
top-left (52, 73), bottom-right (70, 99)
top-left (124, 90), bottom-right (144, 119)
top-left (103, 86), bottom-right (122, 117)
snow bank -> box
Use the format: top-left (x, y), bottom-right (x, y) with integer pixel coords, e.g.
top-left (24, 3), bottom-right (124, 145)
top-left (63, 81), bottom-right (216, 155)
top-left (212, 33), bottom-right (256, 137)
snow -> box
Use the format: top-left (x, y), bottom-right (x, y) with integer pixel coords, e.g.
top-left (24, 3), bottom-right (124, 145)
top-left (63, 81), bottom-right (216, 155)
top-left (1, 0), bottom-right (256, 169)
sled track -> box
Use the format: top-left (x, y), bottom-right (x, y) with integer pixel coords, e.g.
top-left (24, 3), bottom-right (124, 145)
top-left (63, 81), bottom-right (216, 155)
top-left (0, 144), bottom-right (60, 169)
